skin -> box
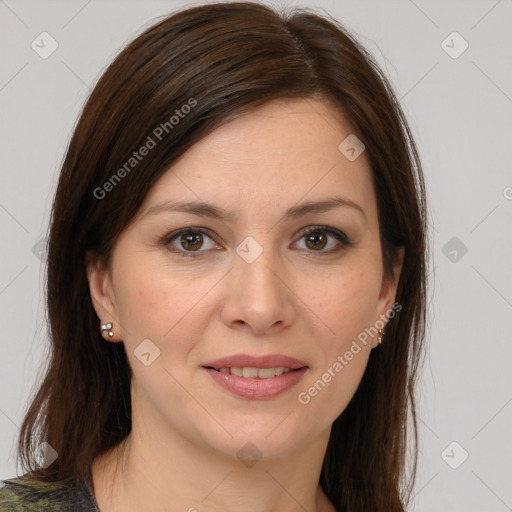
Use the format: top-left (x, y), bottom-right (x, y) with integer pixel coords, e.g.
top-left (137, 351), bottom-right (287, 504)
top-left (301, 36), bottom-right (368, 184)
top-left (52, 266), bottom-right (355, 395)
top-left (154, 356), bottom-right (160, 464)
top-left (87, 97), bottom-right (403, 512)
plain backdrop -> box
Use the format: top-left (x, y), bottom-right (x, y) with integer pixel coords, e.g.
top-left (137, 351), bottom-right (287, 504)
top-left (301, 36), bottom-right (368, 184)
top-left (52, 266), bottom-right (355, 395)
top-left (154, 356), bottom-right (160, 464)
top-left (1, 1), bottom-right (511, 511)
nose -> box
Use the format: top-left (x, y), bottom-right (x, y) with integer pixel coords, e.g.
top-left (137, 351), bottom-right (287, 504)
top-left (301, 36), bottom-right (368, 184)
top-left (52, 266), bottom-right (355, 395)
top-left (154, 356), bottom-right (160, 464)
top-left (219, 242), bottom-right (296, 336)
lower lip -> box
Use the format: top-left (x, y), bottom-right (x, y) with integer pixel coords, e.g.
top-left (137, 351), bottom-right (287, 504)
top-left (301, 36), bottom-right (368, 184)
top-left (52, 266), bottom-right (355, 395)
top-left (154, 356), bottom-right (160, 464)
top-left (202, 367), bottom-right (308, 400)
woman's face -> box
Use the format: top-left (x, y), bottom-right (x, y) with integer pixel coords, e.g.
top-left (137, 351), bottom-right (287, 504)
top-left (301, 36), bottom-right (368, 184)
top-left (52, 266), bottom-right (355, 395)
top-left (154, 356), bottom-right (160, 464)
top-left (88, 97), bottom-right (402, 460)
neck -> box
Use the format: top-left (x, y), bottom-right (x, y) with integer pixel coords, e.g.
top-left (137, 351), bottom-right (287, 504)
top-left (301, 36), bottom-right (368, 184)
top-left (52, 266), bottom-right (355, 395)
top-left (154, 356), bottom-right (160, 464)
top-left (92, 412), bottom-right (334, 512)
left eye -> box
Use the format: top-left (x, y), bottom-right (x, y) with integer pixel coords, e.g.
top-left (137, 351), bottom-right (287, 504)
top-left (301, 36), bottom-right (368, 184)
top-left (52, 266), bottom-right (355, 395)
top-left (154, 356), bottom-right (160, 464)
top-left (293, 226), bottom-right (349, 253)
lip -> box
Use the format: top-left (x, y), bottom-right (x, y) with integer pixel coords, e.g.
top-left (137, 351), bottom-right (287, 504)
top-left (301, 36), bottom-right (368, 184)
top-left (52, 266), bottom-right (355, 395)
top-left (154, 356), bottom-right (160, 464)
top-left (201, 353), bottom-right (309, 400)
top-left (202, 353), bottom-right (308, 370)
top-left (203, 366), bottom-right (308, 400)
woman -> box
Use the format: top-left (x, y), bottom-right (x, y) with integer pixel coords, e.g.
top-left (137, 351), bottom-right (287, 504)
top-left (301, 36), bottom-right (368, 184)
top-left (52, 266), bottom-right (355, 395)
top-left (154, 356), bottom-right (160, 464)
top-left (0, 2), bottom-right (427, 511)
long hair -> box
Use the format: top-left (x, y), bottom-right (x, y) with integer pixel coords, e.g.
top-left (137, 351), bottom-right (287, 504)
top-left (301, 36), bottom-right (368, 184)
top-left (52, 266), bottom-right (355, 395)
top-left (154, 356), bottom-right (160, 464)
top-left (16, 3), bottom-right (427, 511)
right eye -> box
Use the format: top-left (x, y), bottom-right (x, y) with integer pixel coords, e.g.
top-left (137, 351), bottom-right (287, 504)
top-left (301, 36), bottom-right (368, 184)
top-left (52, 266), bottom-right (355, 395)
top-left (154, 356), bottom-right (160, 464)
top-left (162, 227), bottom-right (222, 257)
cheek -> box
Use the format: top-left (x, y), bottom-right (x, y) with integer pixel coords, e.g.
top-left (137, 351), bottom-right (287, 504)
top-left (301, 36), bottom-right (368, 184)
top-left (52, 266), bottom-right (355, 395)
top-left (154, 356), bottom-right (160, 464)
top-left (296, 346), bottom-right (370, 434)
top-left (301, 263), bottom-right (382, 346)
top-left (113, 256), bottom-right (202, 338)
top-left (113, 270), bottom-right (168, 341)
top-left (112, 266), bottom-right (208, 416)
top-left (294, 274), bottom-right (378, 426)
top-left (112, 260), bottom-right (224, 379)
top-left (293, 262), bottom-right (380, 416)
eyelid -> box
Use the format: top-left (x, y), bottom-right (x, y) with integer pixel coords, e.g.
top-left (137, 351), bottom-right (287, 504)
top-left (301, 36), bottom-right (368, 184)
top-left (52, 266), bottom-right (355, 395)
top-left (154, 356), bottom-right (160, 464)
top-left (294, 225), bottom-right (351, 247)
top-left (162, 226), bottom-right (217, 244)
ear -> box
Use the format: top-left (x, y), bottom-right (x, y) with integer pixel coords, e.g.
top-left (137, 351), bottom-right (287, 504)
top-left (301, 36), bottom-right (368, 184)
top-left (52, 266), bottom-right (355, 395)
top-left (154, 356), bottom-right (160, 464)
top-left (85, 252), bottom-right (121, 342)
top-left (373, 246), bottom-right (404, 346)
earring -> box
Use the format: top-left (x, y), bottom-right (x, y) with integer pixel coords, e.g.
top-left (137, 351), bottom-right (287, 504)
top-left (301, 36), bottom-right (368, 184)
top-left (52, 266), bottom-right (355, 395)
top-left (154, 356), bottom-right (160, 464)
top-left (377, 328), bottom-right (383, 345)
top-left (101, 322), bottom-right (114, 338)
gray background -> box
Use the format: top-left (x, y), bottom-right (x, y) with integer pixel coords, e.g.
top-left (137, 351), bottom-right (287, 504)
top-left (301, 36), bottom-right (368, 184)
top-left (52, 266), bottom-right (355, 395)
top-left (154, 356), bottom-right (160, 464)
top-left (1, 0), bottom-right (511, 510)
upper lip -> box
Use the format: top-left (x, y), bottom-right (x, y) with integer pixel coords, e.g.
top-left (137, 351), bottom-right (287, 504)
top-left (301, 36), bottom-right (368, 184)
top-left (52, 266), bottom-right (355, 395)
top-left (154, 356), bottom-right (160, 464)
top-left (202, 354), bottom-right (308, 370)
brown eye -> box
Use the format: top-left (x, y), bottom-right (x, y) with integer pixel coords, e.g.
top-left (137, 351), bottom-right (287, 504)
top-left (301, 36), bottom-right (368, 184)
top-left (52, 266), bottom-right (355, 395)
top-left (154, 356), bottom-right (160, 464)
top-left (294, 226), bottom-right (350, 254)
top-left (180, 232), bottom-right (204, 251)
top-left (164, 228), bottom-right (219, 256)
top-left (305, 232), bottom-right (328, 251)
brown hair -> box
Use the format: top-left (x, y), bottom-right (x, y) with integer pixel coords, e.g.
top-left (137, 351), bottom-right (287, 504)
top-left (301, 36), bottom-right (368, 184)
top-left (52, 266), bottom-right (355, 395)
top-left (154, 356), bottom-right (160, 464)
top-left (16, 3), bottom-right (427, 511)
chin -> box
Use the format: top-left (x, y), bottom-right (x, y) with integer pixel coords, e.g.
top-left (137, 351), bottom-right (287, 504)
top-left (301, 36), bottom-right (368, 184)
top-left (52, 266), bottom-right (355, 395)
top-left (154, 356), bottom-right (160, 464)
top-left (194, 415), bottom-right (320, 462)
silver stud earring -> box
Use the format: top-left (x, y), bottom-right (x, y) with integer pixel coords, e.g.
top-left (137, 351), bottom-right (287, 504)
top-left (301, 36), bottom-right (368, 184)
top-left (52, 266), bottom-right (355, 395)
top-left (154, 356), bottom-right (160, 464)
top-left (101, 322), bottom-right (114, 338)
top-left (377, 328), bottom-right (383, 345)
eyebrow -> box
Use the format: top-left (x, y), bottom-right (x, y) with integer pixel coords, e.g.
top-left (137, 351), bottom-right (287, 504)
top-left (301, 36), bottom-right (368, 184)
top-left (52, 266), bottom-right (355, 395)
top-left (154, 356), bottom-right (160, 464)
top-left (141, 196), bottom-right (366, 222)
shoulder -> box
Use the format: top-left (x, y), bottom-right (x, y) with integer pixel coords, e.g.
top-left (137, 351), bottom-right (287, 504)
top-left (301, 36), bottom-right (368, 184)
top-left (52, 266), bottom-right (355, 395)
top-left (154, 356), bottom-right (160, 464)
top-left (0, 475), bottom-right (98, 511)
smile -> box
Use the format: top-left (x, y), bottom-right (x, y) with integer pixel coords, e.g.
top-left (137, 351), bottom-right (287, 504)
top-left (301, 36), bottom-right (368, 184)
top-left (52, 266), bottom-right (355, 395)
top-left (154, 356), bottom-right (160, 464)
top-left (202, 366), bottom-right (308, 400)
top-left (211, 366), bottom-right (294, 378)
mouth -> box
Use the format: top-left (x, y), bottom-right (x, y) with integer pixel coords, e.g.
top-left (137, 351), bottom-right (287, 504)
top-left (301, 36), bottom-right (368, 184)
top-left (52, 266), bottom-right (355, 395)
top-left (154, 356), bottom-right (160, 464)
top-left (202, 353), bottom-right (308, 371)
top-left (204, 366), bottom-right (301, 379)
top-left (201, 354), bottom-right (309, 400)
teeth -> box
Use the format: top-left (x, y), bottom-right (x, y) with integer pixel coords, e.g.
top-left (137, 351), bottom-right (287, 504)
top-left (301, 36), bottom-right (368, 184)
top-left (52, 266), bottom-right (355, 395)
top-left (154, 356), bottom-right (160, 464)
top-left (215, 367), bottom-right (296, 379)
top-left (230, 367), bottom-right (243, 377)
top-left (257, 367), bottom-right (277, 378)
top-left (242, 367), bottom-right (259, 378)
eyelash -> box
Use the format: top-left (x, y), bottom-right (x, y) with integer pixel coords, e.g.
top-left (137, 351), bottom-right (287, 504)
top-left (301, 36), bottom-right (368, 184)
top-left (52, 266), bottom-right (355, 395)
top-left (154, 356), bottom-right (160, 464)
top-left (160, 225), bottom-right (351, 258)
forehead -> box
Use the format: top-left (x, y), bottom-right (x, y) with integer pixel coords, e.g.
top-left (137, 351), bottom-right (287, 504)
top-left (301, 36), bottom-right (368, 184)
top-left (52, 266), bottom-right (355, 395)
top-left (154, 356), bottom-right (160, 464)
top-left (138, 97), bottom-right (376, 223)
